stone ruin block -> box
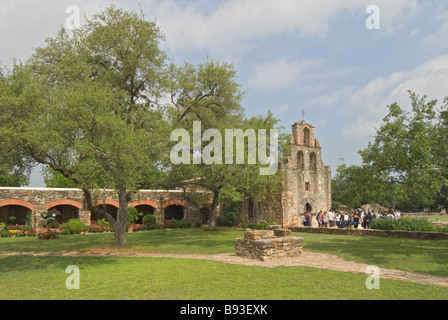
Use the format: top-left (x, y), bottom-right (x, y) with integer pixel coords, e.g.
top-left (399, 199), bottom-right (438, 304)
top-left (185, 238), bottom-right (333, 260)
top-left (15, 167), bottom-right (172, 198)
top-left (235, 229), bottom-right (303, 261)
top-left (274, 229), bottom-right (291, 237)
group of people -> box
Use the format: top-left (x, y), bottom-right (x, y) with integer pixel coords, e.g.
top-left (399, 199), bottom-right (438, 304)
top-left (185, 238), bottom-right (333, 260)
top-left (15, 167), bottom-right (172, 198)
top-left (303, 209), bottom-right (402, 229)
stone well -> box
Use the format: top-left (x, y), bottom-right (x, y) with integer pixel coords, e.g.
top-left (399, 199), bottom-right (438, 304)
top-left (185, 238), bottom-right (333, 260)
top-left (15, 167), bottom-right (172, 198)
top-left (234, 229), bottom-right (303, 261)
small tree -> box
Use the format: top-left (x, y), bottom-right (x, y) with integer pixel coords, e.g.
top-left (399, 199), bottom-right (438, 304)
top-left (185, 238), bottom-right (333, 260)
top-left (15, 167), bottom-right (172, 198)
top-left (0, 7), bottom-right (169, 245)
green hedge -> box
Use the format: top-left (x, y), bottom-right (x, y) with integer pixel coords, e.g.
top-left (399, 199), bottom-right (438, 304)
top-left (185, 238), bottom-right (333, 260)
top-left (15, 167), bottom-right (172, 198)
top-left (370, 217), bottom-right (436, 232)
top-left (242, 222), bottom-right (278, 230)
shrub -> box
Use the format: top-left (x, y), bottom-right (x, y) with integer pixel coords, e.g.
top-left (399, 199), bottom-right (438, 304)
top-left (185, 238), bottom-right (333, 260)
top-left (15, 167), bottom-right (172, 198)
top-left (242, 222), bottom-right (278, 229)
top-left (370, 217), bottom-right (436, 232)
top-left (164, 219), bottom-right (176, 229)
top-left (142, 214), bottom-right (156, 225)
top-left (217, 210), bottom-right (239, 227)
top-left (173, 219), bottom-right (192, 228)
top-left (127, 207), bottom-right (142, 226)
top-left (0, 229), bottom-right (10, 237)
top-left (66, 219), bottom-right (87, 234)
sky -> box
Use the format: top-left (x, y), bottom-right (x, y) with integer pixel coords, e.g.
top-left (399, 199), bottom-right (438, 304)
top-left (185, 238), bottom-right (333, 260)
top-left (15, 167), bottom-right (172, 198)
top-left (1, 0), bottom-right (448, 187)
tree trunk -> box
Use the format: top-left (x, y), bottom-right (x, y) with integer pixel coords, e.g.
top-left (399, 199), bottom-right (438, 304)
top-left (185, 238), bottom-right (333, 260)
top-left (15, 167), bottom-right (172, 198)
top-left (209, 190), bottom-right (219, 227)
top-left (114, 186), bottom-right (128, 246)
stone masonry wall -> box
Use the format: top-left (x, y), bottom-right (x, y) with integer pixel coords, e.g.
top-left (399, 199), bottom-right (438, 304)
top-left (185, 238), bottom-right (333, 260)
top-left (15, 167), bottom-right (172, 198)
top-left (234, 229), bottom-right (303, 261)
top-left (0, 187), bottom-right (214, 227)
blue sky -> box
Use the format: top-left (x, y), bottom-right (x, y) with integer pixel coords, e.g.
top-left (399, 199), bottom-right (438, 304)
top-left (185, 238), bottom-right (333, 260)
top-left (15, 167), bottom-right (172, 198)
top-left (1, 0), bottom-right (448, 186)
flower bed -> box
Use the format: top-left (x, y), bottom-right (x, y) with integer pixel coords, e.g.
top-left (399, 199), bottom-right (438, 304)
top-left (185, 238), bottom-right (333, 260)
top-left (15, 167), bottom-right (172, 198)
top-left (37, 229), bottom-right (60, 240)
top-left (89, 219), bottom-right (113, 233)
top-left (0, 218), bottom-right (194, 238)
top-left (0, 223), bottom-right (37, 238)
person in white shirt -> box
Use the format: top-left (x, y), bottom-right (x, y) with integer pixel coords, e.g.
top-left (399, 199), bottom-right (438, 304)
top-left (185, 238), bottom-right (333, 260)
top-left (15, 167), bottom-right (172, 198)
top-left (328, 210), bottom-right (335, 228)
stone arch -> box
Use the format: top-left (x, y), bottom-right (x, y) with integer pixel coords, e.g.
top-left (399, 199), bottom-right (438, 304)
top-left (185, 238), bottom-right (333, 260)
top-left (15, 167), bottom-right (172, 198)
top-left (129, 200), bottom-right (158, 209)
top-left (303, 127), bottom-right (310, 146)
top-left (163, 199), bottom-right (187, 209)
top-left (46, 199), bottom-right (82, 210)
top-left (96, 199), bottom-right (119, 208)
top-left (0, 199), bottom-right (34, 225)
top-left (297, 151), bottom-right (304, 170)
top-left (46, 199), bottom-right (83, 224)
top-left (0, 199), bottom-right (34, 211)
top-left (304, 203), bottom-right (312, 213)
top-left (163, 200), bottom-right (186, 221)
top-left (310, 152), bottom-right (317, 171)
top-left (299, 198), bottom-right (315, 214)
top-left (92, 200), bottom-right (119, 221)
top-left (130, 200), bottom-right (158, 224)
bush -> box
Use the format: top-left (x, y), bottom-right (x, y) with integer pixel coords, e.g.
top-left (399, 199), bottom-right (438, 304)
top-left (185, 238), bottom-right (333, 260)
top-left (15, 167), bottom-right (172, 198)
top-left (242, 222), bottom-right (277, 230)
top-left (217, 210), bottom-right (239, 227)
top-left (66, 218), bottom-right (87, 234)
top-left (0, 229), bottom-right (10, 238)
top-left (127, 207), bottom-right (142, 226)
top-left (370, 217), bottom-right (436, 232)
top-left (173, 219), bottom-right (192, 228)
top-left (142, 214), bottom-right (156, 225)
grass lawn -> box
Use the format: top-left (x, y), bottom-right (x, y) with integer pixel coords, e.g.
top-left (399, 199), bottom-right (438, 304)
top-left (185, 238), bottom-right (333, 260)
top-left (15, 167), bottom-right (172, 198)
top-left (0, 228), bottom-right (447, 300)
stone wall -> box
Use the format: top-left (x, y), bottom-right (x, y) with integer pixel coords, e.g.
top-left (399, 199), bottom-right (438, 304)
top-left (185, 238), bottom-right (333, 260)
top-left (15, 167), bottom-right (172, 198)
top-left (234, 229), bottom-right (303, 261)
top-left (290, 226), bottom-right (448, 240)
top-left (0, 187), bottom-right (214, 227)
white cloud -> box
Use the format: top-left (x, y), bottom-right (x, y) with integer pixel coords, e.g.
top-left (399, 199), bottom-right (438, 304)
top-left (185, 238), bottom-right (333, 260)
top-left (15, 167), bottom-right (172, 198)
top-left (340, 54), bottom-right (448, 141)
top-left (246, 59), bottom-right (321, 91)
top-left (0, 0), bottom-right (423, 65)
top-left (0, 0), bottom-right (112, 67)
top-left (423, 12), bottom-right (448, 51)
top-left (147, 0), bottom-right (420, 58)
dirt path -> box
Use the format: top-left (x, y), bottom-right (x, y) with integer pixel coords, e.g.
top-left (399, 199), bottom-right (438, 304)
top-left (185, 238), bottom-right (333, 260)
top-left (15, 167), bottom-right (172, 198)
top-left (1, 249), bottom-right (447, 288)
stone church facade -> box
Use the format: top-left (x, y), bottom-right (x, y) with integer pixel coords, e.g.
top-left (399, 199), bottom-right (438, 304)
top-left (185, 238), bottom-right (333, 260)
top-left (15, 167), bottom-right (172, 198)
top-left (281, 121), bottom-right (332, 226)
top-left (237, 120), bottom-right (332, 227)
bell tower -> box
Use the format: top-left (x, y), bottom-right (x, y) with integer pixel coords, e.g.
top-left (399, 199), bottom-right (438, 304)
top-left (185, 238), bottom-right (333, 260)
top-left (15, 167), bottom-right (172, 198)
top-left (281, 120), bottom-right (331, 227)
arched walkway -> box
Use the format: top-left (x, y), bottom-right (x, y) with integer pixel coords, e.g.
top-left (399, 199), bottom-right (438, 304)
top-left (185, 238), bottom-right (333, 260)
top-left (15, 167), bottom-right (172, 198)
top-left (92, 200), bottom-right (119, 221)
top-left (199, 207), bottom-right (211, 225)
top-left (46, 200), bottom-right (82, 224)
top-left (0, 199), bottom-right (34, 225)
top-left (164, 204), bottom-right (185, 221)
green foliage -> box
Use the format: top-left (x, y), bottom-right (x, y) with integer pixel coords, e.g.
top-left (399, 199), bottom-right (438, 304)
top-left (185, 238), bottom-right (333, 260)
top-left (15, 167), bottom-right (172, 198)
top-left (142, 214), bottom-right (156, 225)
top-left (217, 211), bottom-right (239, 227)
top-left (65, 218), bottom-right (87, 234)
top-left (42, 168), bottom-right (78, 188)
top-left (0, 172), bottom-right (29, 187)
top-left (217, 202), bottom-right (240, 227)
top-left (0, 230), bottom-right (10, 237)
top-left (370, 217), bottom-right (436, 232)
top-left (242, 222), bottom-right (277, 229)
top-left (127, 207), bottom-right (142, 226)
top-left (164, 218), bottom-right (192, 229)
top-left (333, 92), bottom-right (448, 211)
